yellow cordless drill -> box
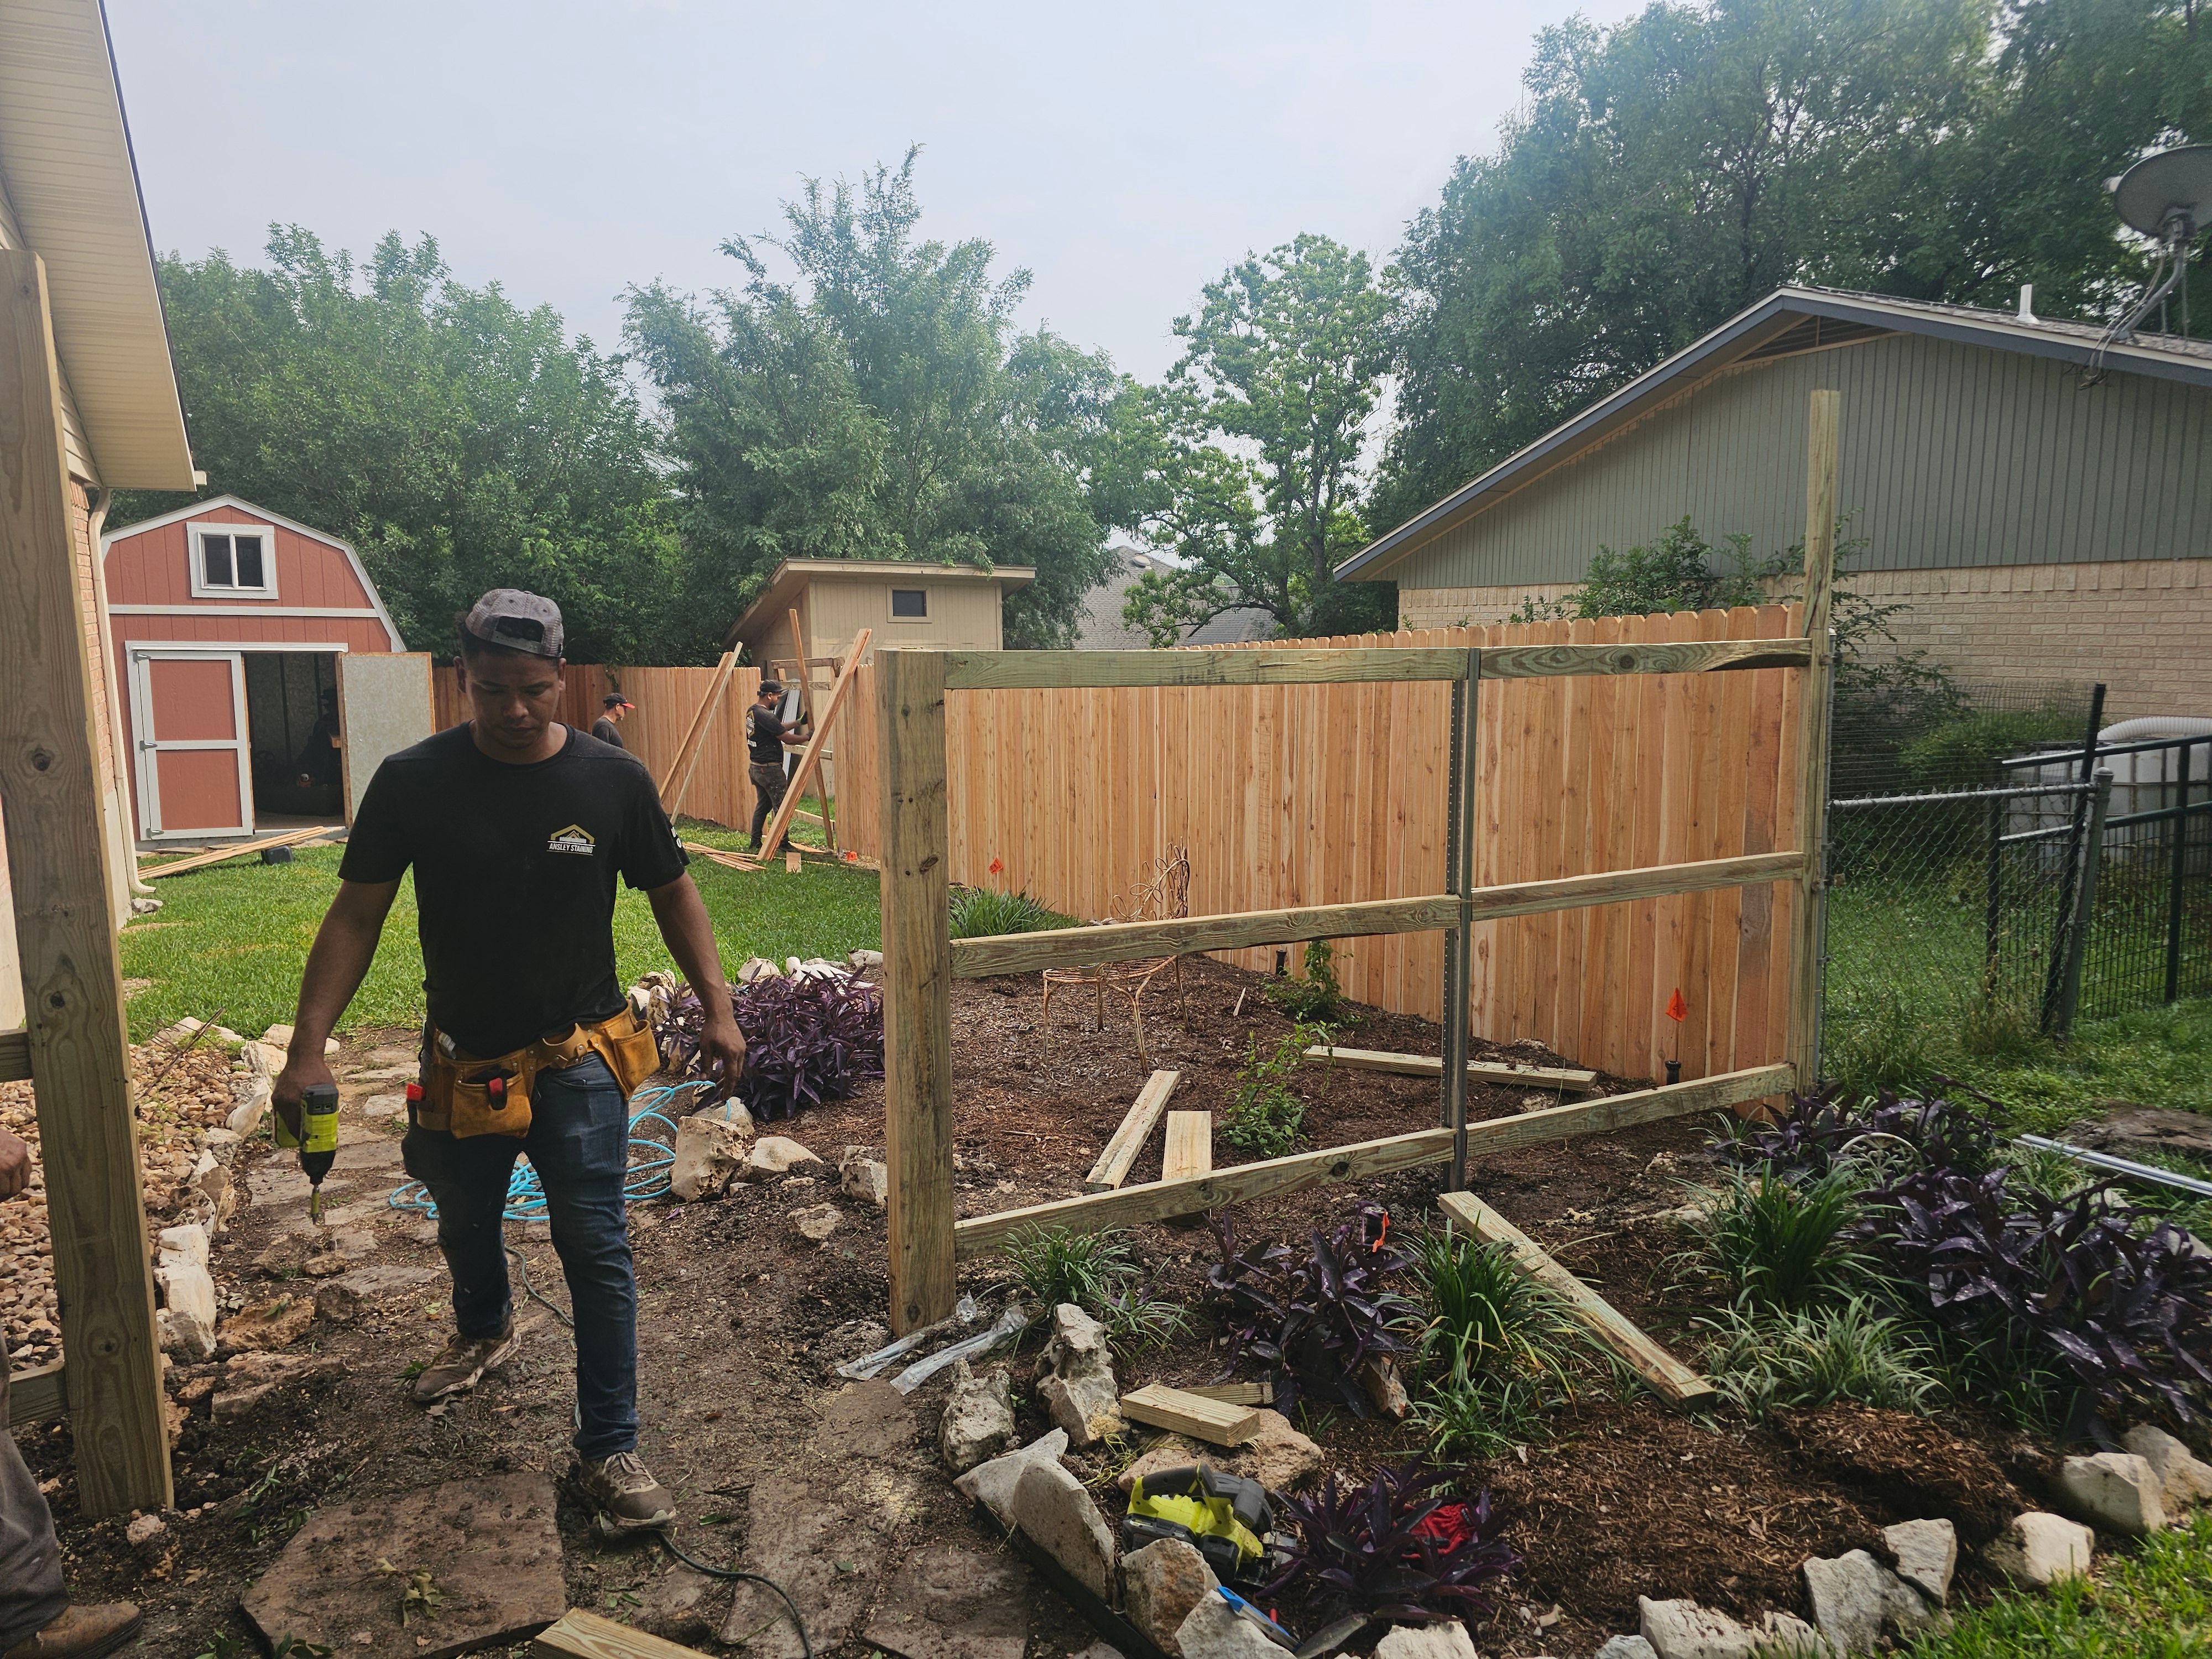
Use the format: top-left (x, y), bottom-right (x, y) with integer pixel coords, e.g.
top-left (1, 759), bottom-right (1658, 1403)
top-left (272, 1081), bottom-right (341, 1220)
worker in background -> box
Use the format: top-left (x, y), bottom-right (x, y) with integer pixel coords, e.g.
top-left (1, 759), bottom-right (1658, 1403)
top-left (745, 679), bottom-right (808, 855)
top-left (591, 692), bottom-right (633, 750)
top-left (294, 687), bottom-right (342, 790)
top-left (0, 1130), bottom-right (141, 1659)
top-left (272, 589), bottom-right (744, 1534)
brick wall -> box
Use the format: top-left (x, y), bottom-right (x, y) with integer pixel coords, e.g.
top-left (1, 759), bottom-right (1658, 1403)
top-left (1400, 557), bottom-right (2211, 719)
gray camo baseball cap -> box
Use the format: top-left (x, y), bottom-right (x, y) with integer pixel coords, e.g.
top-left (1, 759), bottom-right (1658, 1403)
top-left (463, 589), bottom-right (564, 659)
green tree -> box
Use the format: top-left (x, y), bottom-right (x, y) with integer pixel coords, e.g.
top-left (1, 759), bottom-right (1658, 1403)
top-left (113, 228), bottom-right (688, 663)
top-left (1119, 235), bottom-right (1396, 643)
top-left (1373, 0), bottom-right (2212, 532)
top-left (622, 152), bottom-right (1119, 650)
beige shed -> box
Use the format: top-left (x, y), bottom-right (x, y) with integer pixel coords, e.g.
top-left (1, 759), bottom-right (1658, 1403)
top-left (722, 559), bottom-right (1035, 668)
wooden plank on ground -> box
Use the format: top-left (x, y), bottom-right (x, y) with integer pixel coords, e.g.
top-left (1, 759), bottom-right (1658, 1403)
top-left (1119, 1382), bottom-right (1261, 1447)
top-left (0, 249), bottom-right (170, 1514)
top-left (0, 1029), bottom-right (29, 1083)
top-left (1478, 638), bottom-right (1813, 681)
top-left (1085, 1070), bottom-right (1181, 1192)
top-left (951, 1063), bottom-right (1793, 1258)
top-left (139, 822), bottom-right (340, 880)
top-left (1161, 1111), bottom-right (1212, 1182)
top-left (656, 649), bottom-right (738, 813)
top-left (535, 1608), bottom-right (711, 1658)
top-left (1304, 1045), bottom-right (1599, 1091)
top-left (6, 1360), bottom-right (65, 1423)
top-left (1438, 1191), bottom-right (1715, 1406)
top-left (754, 628), bottom-right (871, 862)
top-left (942, 647), bottom-right (1472, 691)
top-left (1180, 1380), bottom-right (1272, 1406)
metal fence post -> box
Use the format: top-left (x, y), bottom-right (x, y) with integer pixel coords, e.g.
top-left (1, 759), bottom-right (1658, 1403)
top-left (2040, 682), bottom-right (2106, 1033)
top-left (2056, 769), bottom-right (2114, 1041)
top-left (2167, 737), bottom-right (2193, 1005)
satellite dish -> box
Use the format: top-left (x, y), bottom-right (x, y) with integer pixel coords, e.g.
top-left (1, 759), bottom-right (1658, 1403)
top-left (2112, 144), bottom-right (2212, 243)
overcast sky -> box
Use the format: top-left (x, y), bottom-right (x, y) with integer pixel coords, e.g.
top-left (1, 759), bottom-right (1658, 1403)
top-left (103, 1), bottom-right (1642, 383)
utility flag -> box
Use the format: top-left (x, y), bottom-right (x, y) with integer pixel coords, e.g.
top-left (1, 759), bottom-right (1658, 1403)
top-left (1665, 988), bottom-right (1687, 1024)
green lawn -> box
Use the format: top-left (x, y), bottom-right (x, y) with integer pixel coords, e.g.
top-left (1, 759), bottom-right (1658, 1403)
top-left (1899, 1510), bottom-right (2212, 1658)
top-left (119, 843), bottom-right (881, 1040)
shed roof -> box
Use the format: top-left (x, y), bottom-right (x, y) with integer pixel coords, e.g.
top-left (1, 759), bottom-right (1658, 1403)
top-left (1340, 284), bottom-right (2212, 582)
top-left (723, 559), bottom-right (1035, 649)
top-left (0, 0), bottom-right (191, 490)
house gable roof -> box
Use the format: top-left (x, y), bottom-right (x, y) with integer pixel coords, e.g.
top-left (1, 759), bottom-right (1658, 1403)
top-left (1339, 285), bottom-right (2212, 582)
top-left (723, 558), bottom-right (1036, 650)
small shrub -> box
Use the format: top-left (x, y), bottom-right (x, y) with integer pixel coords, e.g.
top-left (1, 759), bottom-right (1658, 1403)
top-left (1222, 1025), bottom-right (1325, 1156)
top-left (948, 886), bottom-right (1068, 938)
top-left (1211, 1202), bottom-right (1417, 1416)
top-left (658, 972), bottom-right (883, 1120)
top-left (1899, 705), bottom-right (2084, 792)
top-left (1000, 1225), bottom-right (1186, 1350)
top-left (1698, 1297), bottom-right (1944, 1420)
top-left (1411, 1228), bottom-right (1585, 1390)
top-left (1688, 1166), bottom-right (1881, 1314)
top-left (1712, 1086), bottom-right (2001, 1182)
top-left (1265, 1463), bottom-right (1517, 1624)
top-left (1410, 1370), bottom-right (1558, 1460)
top-left (1265, 939), bottom-right (1344, 1022)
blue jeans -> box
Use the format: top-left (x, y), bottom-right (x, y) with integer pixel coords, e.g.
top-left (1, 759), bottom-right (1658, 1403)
top-left (402, 1053), bottom-right (638, 1459)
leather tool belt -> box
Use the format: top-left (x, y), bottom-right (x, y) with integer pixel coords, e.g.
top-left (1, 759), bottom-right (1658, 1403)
top-left (415, 1004), bottom-right (660, 1139)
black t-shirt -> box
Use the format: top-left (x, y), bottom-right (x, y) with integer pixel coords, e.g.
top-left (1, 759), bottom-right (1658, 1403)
top-left (339, 724), bottom-right (688, 1057)
top-left (591, 716), bottom-right (625, 750)
top-left (747, 705), bottom-right (789, 765)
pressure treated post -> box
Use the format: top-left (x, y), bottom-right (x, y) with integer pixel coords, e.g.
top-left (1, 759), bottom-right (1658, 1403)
top-left (1787, 390), bottom-right (1840, 1091)
top-left (0, 251), bottom-right (171, 1512)
top-left (1444, 653), bottom-right (1479, 1190)
top-left (878, 648), bottom-right (957, 1331)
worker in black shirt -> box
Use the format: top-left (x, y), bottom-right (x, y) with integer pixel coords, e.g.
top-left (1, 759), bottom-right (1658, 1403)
top-left (746, 679), bottom-right (807, 855)
top-left (591, 692), bottom-right (633, 749)
top-left (271, 589), bottom-right (743, 1536)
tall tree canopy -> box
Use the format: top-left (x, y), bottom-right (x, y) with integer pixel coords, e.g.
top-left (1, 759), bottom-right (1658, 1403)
top-left (1117, 233), bottom-right (1396, 643)
top-left (1374, 0), bottom-right (2212, 533)
top-left (623, 151), bottom-right (1121, 650)
top-left (113, 228), bottom-right (686, 662)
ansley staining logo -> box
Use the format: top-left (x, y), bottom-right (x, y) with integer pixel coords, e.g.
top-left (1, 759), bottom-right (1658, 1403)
top-left (546, 823), bottom-right (596, 856)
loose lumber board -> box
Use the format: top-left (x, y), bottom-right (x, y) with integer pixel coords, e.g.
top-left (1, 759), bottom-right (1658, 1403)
top-left (535, 1609), bottom-right (711, 1659)
top-left (1478, 638), bottom-right (1813, 681)
top-left (139, 822), bottom-right (340, 880)
top-left (943, 647), bottom-right (1472, 690)
top-left (753, 628), bottom-right (870, 863)
top-left (1180, 1381), bottom-right (1272, 1406)
top-left (1161, 1110), bottom-right (1212, 1181)
top-left (0, 251), bottom-right (171, 1512)
top-left (950, 851), bottom-right (1804, 978)
top-left (0, 1029), bottom-right (29, 1083)
top-left (1304, 1045), bottom-right (1599, 1091)
top-left (1119, 1382), bottom-right (1261, 1447)
top-left (951, 1063), bottom-right (1793, 1258)
top-left (1439, 1190), bottom-right (1715, 1405)
top-left (1789, 390), bottom-right (1841, 1087)
top-left (1086, 1069), bottom-right (1181, 1192)
top-left (656, 649), bottom-right (739, 813)
top-left (6, 1359), bottom-right (65, 1423)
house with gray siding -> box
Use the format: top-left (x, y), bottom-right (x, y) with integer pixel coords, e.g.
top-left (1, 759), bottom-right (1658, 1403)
top-left (1340, 286), bottom-right (2211, 718)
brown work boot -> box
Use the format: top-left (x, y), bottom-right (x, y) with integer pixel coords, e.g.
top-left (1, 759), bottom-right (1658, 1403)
top-left (5, 1603), bottom-right (142, 1659)
top-left (410, 1322), bottom-right (519, 1404)
top-left (574, 1451), bottom-right (676, 1533)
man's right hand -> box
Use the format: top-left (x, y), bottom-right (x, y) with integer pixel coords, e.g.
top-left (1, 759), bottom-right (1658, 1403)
top-left (272, 1051), bottom-right (337, 1142)
top-left (0, 1130), bottom-right (30, 1199)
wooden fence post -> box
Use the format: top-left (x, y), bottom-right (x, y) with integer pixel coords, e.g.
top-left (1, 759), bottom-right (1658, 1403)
top-left (0, 250), bottom-right (171, 1513)
top-left (878, 649), bottom-right (957, 1331)
top-left (1788, 389), bottom-right (1840, 1090)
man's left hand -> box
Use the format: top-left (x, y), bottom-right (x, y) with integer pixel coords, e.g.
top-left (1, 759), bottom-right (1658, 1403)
top-left (0, 1130), bottom-right (32, 1199)
top-left (696, 1014), bottom-right (746, 1082)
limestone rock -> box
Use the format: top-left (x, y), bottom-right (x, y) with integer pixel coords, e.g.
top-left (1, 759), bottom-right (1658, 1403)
top-left (1984, 1511), bottom-right (2094, 1587)
top-left (671, 1109), bottom-right (752, 1201)
top-left (227, 1071), bottom-right (273, 1138)
top-left (1039, 1302), bottom-right (1124, 1448)
top-left (1240, 1410), bottom-right (1327, 1493)
top-left (1122, 1538), bottom-right (1218, 1658)
top-left (357, 1092), bottom-right (406, 1121)
top-left (221, 1292), bottom-right (316, 1352)
top-left (157, 1224), bottom-right (210, 1266)
top-left (860, 1541), bottom-right (1029, 1659)
top-left (2123, 1424), bottom-right (2212, 1511)
top-left (850, 950), bottom-right (884, 969)
top-left (954, 1430), bottom-right (1070, 1527)
top-left (741, 1136), bottom-right (824, 1180)
top-left (1358, 1354), bottom-right (1410, 1420)
top-left (1802, 1548), bottom-right (1937, 1653)
top-left (260, 1024), bottom-right (338, 1055)
top-left (1174, 1593), bottom-right (1283, 1659)
top-left (737, 956), bottom-right (781, 984)
top-left (839, 1148), bottom-right (889, 1207)
top-left (1009, 1458), bottom-right (1115, 1600)
top-left (156, 1256), bottom-right (218, 1331)
top-left (314, 1282), bottom-right (365, 1324)
top-left (157, 1306), bottom-right (216, 1362)
top-left (789, 1203), bottom-right (843, 1244)
top-left (2057, 1452), bottom-right (2166, 1536)
top-left (1594, 1639), bottom-right (1658, 1659)
top-left (939, 1359), bottom-right (1019, 1476)
top-left (1637, 1599), bottom-right (1819, 1659)
top-left (1118, 1438), bottom-right (1206, 1494)
top-left (1882, 1517), bottom-right (1958, 1605)
top-left (1373, 1622), bottom-right (1477, 1659)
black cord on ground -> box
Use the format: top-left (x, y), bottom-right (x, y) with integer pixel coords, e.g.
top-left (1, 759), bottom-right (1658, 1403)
top-left (502, 1248), bottom-right (813, 1658)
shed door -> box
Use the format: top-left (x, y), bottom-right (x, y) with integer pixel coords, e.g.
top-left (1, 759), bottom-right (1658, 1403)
top-left (130, 649), bottom-right (252, 839)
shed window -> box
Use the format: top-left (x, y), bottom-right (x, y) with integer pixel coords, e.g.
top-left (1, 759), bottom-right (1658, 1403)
top-left (890, 588), bottom-right (928, 619)
top-left (191, 526), bottom-right (274, 597)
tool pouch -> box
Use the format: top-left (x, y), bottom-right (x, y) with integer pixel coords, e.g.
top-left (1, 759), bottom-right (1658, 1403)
top-left (418, 1043), bottom-right (536, 1139)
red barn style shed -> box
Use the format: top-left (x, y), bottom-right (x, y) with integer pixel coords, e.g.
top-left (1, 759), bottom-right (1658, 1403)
top-left (101, 495), bottom-right (404, 841)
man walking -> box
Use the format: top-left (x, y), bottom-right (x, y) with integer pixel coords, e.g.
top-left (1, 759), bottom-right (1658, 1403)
top-left (273, 589), bottom-right (743, 1532)
top-left (591, 692), bottom-right (633, 749)
top-left (746, 679), bottom-right (807, 855)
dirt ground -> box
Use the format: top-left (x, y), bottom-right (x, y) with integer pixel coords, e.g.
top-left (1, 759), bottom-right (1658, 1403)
top-left (17, 957), bottom-right (2054, 1659)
